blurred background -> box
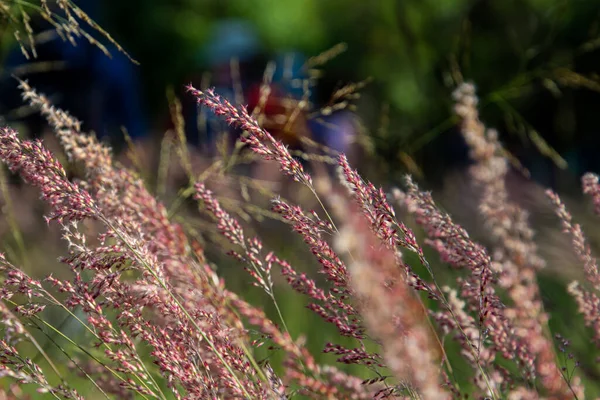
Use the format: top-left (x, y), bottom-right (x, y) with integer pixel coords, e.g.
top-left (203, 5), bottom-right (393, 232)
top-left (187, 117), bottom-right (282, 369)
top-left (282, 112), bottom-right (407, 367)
top-left (2, 0), bottom-right (600, 396)
top-left (1, 0), bottom-right (600, 187)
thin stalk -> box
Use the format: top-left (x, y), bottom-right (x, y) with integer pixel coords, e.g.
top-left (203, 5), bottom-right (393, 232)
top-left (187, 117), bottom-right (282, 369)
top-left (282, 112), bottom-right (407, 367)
top-left (29, 318), bottom-right (112, 400)
top-left (0, 166), bottom-right (28, 268)
top-left (1, 261), bottom-right (165, 398)
top-left (2, 300), bottom-right (62, 379)
top-left (29, 312), bottom-right (152, 400)
top-left (35, 275), bottom-right (165, 398)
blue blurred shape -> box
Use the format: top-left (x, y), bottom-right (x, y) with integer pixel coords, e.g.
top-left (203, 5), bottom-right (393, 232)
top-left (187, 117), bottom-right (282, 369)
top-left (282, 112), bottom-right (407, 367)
top-left (202, 19), bottom-right (262, 67)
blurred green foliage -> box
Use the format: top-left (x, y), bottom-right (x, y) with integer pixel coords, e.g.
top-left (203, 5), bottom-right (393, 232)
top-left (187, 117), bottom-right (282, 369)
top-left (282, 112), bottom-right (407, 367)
top-left (97, 0), bottom-right (600, 183)
top-left (2, 0), bottom-right (600, 182)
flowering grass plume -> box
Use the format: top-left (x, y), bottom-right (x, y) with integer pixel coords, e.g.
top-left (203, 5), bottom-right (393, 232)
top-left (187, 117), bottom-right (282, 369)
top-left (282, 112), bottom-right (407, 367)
top-left (0, 0), bottom-right (135, 63)
top-left (1, 73), bottom-right (600, 400)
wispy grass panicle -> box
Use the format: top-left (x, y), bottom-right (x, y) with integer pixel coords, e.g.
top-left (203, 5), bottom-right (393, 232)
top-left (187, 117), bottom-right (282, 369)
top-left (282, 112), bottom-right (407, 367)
top-left (335, 205), bottom-right (450, 399)
top-left (454, 82), bottom-right (578, 398)
top-left (187, 85), bottom-right (312, 185)
top-left (1, 0), bottom-right (136, 63)
top-left (548, 189), bottom-right (600, 349)
top-left (0, 126), bottom-right (96, 222)
top-left (582, 173), bottom-right (600, 217)
top-left (402, 178), bottom-right (523, 395)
